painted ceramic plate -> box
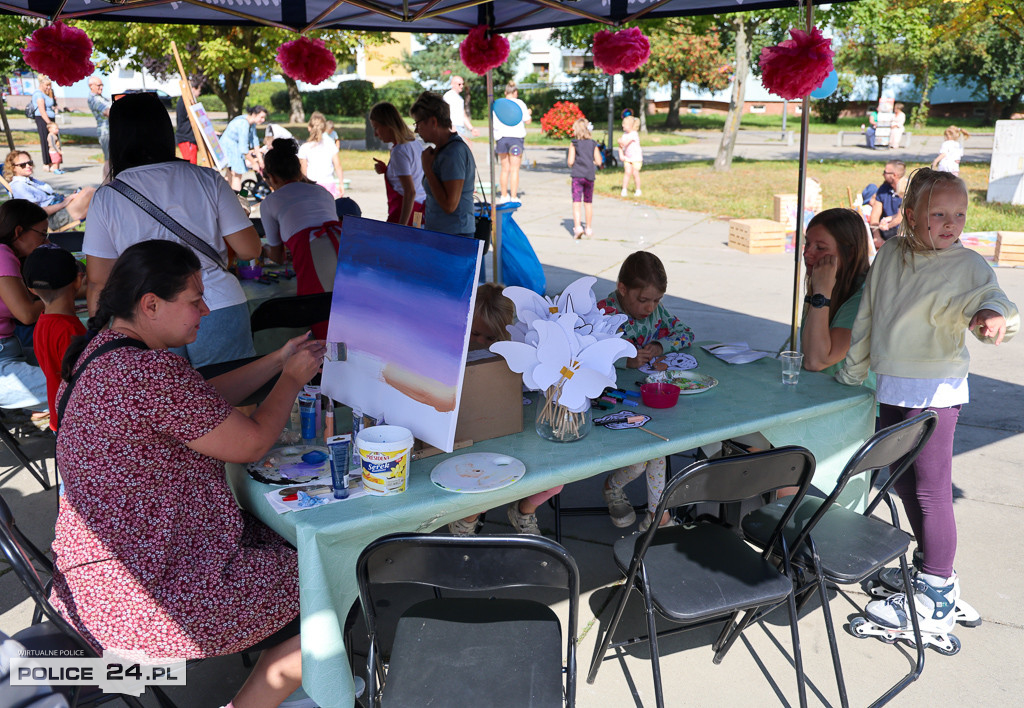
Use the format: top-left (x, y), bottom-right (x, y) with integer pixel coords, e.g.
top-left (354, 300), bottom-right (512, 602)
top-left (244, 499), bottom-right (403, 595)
top-left (247, 446), bottom-right (331, 485)
top-left (430, 452), bottom-right (527, 493)
top-left (639, 352), bottom-right (698, 374)
top-left (648, 371), bottom-right (719, 395)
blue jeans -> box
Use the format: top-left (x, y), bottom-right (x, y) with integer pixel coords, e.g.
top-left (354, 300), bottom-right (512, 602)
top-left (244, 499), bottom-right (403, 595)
top-left (171, 302), bottom-right (256, 368)
top-left (0, 336), bottom-right (48, 411)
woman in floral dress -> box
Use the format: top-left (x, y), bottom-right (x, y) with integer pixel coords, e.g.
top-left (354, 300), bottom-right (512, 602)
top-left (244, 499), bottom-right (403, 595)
top-left (50, 240), bottom-right (325, 708)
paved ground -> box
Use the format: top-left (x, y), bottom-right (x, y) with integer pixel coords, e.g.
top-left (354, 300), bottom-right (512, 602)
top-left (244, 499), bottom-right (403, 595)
top-left (1, 125), bottom-right (1021, 707)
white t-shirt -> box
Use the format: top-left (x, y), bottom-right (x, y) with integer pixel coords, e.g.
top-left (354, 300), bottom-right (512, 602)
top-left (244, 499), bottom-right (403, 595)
top-left (936, 140), bottom-right (963, 173)
top-left (443, 89), bottom-right (466, 129)
top-left (492, 97), bottom-right (529, 140)
top-left (298, 136), bottom-right (339, 184)
top-left (259, 181), bottom-right (339, 247)
top-left (386, 141), bottom-right (426, 201)
top-left (84, 162), bottom-right (252, 311)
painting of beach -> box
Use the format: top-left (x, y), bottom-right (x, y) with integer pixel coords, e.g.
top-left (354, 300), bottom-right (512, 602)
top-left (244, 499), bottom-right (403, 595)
top-left (321, 217), bottom-right (483, 452)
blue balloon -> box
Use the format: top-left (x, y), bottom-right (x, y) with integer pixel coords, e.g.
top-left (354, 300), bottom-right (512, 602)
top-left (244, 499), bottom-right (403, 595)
top-left (492, 98), bottom-right (523, 127)
top-left (810, 70), bottom-right (839, 99)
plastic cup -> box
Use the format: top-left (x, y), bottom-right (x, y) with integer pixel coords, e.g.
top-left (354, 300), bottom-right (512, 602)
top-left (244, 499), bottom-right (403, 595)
top-left (780, 351), bottom-right (803, 385)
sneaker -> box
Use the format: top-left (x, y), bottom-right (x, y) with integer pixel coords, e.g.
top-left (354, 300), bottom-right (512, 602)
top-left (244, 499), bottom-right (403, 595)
top-left (448, 517), bottom-right (481, 536)
top-left (603, 481), bottom-right (636, 527)
top-left (507, 502), bottom-right (540, 535)
top-left (620, 188), bottom-right (628, 196)
top-left (638, 512), bottom-right (677, 534)
top-left (52, 169), bottom-right (66, 175)
top-left (865, 574), bottom-right (958, 633)
top-left (634, 189), bottom-right (642, 197)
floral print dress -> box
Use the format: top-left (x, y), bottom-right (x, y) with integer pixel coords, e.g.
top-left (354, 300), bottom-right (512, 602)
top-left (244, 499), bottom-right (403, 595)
top-left (50, 331), bottom-right (299, 659)
top-left (597, 290), bottom-right (694, 365)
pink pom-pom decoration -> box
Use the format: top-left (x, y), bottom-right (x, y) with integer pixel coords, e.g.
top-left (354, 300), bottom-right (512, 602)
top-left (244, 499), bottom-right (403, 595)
top-left (276, 37), bottom-right (337, 85)
top-left (592, 27), bottom-right (651, 75)
top-left (460, 26), bottom-right (510, 76)
top-left (22, 22), bottom-right (95, 87)
top-left (759, 26), bottom-right (835, 101)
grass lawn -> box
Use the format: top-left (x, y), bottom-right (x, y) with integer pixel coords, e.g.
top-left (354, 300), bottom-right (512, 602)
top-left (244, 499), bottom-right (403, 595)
top-left (595, 159), bottom-right (1022, 232)
top-left (338, 149), bottom-right (390, 172)
top-left (7, 129), bottom-right (101, 147)
top-left (641, 112), bottom-right (994, 137)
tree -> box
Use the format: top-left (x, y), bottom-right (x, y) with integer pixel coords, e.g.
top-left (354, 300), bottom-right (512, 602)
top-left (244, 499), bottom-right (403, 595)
top-left (0, 16), bottom-right (40, 79)
top-left (401, 33), bottom-right (530, 121)
top-left (936, 18), bottom-right (1024, 121)
top-left (79, 22), bottom-right (387, 118)
top-left (642, 20), bottom-right (731, 129)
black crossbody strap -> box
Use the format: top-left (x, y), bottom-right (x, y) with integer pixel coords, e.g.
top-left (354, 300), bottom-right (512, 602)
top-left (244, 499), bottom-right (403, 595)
top-left (56, 338), bottom-right (148, 430)
top-left (108, 179), bottom-right (227, 270)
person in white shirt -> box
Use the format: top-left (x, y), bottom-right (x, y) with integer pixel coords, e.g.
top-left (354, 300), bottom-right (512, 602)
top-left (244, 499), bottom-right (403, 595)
top-left (492, 81), bottom-right (531, 204)
top-left (443, 75), bottom-right (478, 139)
top-left (369, 101), bottom-right (426, 225)
top-left (297, 111), bottom-right (345, 198)
top-left (931, 125), bottom-right (968, 176)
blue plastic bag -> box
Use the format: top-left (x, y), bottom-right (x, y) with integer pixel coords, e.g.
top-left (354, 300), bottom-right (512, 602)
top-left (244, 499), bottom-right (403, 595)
top-left (499, 209), bottom-right (546, 295)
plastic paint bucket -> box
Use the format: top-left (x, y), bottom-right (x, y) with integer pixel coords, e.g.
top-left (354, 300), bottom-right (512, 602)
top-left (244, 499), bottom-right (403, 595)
top-left (357, 425), bottom-right (414, 495)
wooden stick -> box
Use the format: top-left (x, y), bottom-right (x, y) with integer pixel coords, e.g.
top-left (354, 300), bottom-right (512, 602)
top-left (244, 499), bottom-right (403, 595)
top-left (638, 426), bottom-right (669, 442)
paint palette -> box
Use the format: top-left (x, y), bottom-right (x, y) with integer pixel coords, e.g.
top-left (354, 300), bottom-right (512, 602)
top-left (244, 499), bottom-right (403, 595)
top-left (639, 352), bottom-right (699, 374)
top-left (430, 452), bottom-right (526, 493)
top-left (649, 371), bottom-right (719, 395)
top-left (247, 446), bottom-right (332, 485)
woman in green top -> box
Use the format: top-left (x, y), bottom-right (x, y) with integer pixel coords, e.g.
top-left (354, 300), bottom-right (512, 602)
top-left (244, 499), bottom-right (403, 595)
top-left (801, 208), bottom-right (871, 376)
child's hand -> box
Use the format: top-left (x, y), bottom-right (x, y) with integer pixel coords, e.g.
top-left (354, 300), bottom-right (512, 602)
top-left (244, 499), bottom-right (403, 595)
top-left (372, 157), bottom-right (387, 175)
top-left (969, 309), bottom-right (1008, 344)
top-left (627, 343), bottom-right (662, 368)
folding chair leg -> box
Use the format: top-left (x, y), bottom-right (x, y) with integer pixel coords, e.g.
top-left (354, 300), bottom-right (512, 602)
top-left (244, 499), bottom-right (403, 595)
top-left (784, 587), bottom-right (808, 708)
top-left (586, 578), bottom-right (633, 684)
top-left (553, 493), bottom-right (562, 544)
top-left (640, 566), bottom-right (666, 708)
top-left (814, 576), bottom-right (849, 708)
top-left (712, 608), bottom-right (754, 663)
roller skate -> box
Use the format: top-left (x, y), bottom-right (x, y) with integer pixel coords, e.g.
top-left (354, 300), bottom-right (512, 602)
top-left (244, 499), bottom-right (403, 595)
top-left (866, 551), bottom-right (982, 627)
top-left (850, 574), bottom-right (962, 655)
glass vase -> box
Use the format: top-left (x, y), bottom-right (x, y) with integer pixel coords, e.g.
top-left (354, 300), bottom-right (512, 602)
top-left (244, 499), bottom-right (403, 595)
top-left (535, 387), bottom-right (592, 442)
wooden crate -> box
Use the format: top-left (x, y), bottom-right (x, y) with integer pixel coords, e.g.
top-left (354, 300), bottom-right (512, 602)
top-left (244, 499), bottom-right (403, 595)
top-left (728, 218), bottom-right (787, 254)
top-left (773, 193), bottom-right (823, 229)
top-left (995, 231), bottom-right (1024, 266)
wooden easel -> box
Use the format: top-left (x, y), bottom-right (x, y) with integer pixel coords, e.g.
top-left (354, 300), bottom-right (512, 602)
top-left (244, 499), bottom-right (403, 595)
top-left (171, 41), bottom-right (213, 169)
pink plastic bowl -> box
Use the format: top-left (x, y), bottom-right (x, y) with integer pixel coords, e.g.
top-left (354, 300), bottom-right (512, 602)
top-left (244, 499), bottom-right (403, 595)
top-left (640, 382), bottom-right (681, 409)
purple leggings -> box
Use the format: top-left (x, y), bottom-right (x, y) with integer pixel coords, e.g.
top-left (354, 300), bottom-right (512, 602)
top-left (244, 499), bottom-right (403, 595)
top-left (878, 403), bottom-right (961, 578)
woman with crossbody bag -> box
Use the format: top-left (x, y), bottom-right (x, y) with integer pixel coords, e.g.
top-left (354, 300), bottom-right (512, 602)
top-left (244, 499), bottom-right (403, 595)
top-left (84, 92), bottom-right (262, 368)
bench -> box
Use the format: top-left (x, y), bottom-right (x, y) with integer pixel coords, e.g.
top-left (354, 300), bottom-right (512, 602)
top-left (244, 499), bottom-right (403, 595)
top-left (733, 130), bottom-right (794, 147)
top-left (836, 130), bottom-right (912, 149)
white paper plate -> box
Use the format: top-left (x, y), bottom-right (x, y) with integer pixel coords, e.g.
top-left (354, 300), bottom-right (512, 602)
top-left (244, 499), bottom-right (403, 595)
top-left (639, 351), bottom-right (699, 374)
top-left (430, 452), bottom-right (527, 493)
top-left (648, 370), bottom-right (719, 395)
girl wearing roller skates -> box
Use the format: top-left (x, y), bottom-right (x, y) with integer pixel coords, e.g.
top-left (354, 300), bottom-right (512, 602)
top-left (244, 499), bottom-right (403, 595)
top-left (837, 168), bottom-right (1019, 649)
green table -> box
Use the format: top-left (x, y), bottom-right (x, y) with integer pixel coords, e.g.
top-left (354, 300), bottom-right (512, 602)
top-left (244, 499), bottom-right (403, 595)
top-left (226, 346), bottom-right (875, 708)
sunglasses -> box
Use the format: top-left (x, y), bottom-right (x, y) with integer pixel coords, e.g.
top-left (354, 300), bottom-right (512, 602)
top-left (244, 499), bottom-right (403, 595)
top-left (14, 160), bottom-right (33, 168)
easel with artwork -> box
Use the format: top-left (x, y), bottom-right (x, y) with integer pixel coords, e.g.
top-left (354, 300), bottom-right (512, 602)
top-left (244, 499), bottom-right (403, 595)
top-left (171, 41), bottom-right (214, 169)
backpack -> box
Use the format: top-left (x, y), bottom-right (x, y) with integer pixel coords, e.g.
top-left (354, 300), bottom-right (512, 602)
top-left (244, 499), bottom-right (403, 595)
top-left (24, 100), bottom-right (34, 119)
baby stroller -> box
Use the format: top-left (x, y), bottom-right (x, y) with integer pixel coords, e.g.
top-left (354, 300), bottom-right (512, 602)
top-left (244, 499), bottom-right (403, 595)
top-left (241, 168), bottom-right (272, 201)
top-left (598, 143), bottom-right (618, 169)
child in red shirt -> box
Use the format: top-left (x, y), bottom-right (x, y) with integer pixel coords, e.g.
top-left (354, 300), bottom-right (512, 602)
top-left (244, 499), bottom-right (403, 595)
top-left (22, 247), bottom-right (85, 431)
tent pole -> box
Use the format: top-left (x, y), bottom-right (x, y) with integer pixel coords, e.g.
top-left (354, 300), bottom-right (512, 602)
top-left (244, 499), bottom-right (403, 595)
top-left (606, 74), bottom-right (615, 161)
top-left (487, 69), bottom-right (500, 283)
top-left (789, 1), bottom-right (814, 350)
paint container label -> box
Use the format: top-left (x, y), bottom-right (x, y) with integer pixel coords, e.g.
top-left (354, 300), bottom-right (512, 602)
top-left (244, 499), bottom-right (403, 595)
top-left (327, 434), bottom-right (352, 499)
top-left (357, 426), bottom-right (414, 496)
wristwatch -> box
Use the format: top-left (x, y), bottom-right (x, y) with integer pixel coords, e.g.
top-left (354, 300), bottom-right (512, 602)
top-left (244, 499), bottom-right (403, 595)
top-left (805, 293), bottom-right (831, 309)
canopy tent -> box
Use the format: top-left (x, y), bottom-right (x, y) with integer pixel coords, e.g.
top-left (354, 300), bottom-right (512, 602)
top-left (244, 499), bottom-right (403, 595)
top-left (1, 0), bottom-right (832, 33)
top-left (0, 0), bottom-right (842, 344)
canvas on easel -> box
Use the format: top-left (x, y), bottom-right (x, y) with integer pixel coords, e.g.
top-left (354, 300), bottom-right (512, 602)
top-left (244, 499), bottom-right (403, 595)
top-left (321, 217), bottom-right (483, 453)
top-left (170, 41), bottom-right (215, 169)
top-left (190, 103), bottom-right (228, 170)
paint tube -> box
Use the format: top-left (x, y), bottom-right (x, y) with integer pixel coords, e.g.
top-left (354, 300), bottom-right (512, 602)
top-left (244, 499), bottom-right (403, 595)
top-left (327, 434), bottom-right (352, 499)
top-left (298, 392), bottom-right (317, 443)
top-left (324, 398), bottom-right (335, 440)
top-left (351, 407), bottom-right (364, 468)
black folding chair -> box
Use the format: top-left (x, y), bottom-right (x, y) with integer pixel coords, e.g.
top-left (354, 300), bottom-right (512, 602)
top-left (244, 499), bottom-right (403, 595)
top-left (357, 533), bottom-right (579, 708)
top-left (0, 410), bottom-right (51, 490)
top-left (587, 446), bottom-right (817, 708)
top-left (0, 491), bottom-right (155, 708)
top-left (249, 292), bottom-right (333, 333)
top-left (741, 411), bottom-right (938, 708)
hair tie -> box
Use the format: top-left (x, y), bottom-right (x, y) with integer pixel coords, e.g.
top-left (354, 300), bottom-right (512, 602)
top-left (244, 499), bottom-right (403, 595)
top-left (85, 327), bottom-right (101, 342)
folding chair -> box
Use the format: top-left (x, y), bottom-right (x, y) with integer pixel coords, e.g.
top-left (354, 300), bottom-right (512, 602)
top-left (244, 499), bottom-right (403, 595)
top-left (0, 411), bottom-right (51, 490)
top-left (587, 446), bottom-right (817, 708)
top-left (357, 532), bottom-right (579, 708)
top-left (741, 411), bottom-right (939, 708)
top-left (0, 492), bottom-right (153, 707)
top-left (249, 291), bottom-right (332, 334)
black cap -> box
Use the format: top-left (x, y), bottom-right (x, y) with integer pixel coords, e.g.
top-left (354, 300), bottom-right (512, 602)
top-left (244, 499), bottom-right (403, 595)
top-left (22, 246), bottom-right (79, 291)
